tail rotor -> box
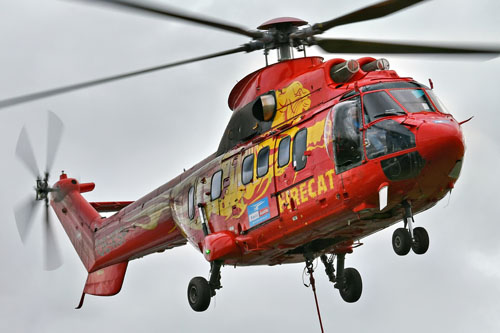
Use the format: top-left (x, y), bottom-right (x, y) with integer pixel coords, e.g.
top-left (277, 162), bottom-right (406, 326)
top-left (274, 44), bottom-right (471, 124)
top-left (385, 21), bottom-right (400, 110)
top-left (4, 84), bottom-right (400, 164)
top-left (14, 111), bottom-right (64, 270)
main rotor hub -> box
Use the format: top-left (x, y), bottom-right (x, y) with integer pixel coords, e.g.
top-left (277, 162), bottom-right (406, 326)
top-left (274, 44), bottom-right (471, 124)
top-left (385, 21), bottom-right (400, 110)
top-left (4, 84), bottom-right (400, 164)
top-left (257, 17), bottom-right (309, 62)
top-left (257, 17), bottom-right (308, 30)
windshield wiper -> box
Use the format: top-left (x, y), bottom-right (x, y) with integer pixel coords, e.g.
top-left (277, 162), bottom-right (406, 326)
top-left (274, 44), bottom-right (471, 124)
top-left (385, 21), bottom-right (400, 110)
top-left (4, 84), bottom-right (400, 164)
top-left (373, 111), bottom-right (406, 119)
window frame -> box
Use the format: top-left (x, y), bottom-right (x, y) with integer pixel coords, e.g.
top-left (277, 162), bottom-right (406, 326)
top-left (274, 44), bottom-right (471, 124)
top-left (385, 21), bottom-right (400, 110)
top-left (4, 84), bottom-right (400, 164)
top-left (293, 128), bottom-right (308, 171)
top-left (331, 98), bottom-right (364, 173)
top-left (257, 146), bottom-right (270, 178)
top-left (210, 170), bottom-right (223, 201)
top-left (241, 154), bottom-right (254, 185)
top-left (278, 136), bottom-right (291, 168)
top-left (188, 186), bottom-right (195, 220)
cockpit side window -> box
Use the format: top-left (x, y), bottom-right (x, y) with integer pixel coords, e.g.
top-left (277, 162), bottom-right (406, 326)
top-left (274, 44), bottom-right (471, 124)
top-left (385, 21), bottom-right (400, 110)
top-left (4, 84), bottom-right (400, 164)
top-left (389, 89), bottom-right (435, 113)
top-left (425, 89), bottom-right (449, 114)
top-left (332, 98), bottom-right (363, 173)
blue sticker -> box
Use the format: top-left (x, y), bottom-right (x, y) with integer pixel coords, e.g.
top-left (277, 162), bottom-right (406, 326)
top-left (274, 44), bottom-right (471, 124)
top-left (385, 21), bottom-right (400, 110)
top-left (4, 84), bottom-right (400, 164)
top-left (248, 197), bottom-right (271, 227)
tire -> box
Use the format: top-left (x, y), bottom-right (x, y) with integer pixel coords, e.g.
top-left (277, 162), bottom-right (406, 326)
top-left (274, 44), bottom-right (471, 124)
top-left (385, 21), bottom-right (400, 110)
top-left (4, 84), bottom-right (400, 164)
top-left (412, 227), bottom-right (430, 255)
top-left (339, 267), bottom-right (363, 303)
top-left (187, 277), bottom-right (211, 312)
top-left (392, 228), bottom-right (411, 256)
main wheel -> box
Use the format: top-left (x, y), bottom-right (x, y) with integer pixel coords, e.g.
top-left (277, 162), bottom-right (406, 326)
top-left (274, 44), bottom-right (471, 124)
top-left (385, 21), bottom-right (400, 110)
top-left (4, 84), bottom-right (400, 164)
top-left (339, 267), bottom-right (363, 303)
top-left (392, 228), bottom-right (411, 256)
top-left (187, 277), bottom-right (211, 312)
top-left (412, 227), bottom-right (430, 255)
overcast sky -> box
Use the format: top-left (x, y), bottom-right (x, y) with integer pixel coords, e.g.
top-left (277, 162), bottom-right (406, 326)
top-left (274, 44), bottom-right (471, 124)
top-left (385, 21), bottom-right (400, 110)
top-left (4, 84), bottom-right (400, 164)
top-left (0, 0), bottom-right (499, 332)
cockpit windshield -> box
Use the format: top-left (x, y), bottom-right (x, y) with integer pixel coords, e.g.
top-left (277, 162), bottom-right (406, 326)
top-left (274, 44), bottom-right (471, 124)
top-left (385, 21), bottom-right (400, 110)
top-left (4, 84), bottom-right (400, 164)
top-left (390, 89), bottom-right (435, 113)
top-left (363, 91), bottom-right (406, 123)
top-left (362, 82), bottom-right (437, 125)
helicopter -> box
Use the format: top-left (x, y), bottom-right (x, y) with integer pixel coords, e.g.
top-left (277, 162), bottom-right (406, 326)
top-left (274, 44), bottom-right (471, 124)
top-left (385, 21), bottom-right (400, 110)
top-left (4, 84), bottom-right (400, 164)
top-left (4, 0), bottom-right (500, 319)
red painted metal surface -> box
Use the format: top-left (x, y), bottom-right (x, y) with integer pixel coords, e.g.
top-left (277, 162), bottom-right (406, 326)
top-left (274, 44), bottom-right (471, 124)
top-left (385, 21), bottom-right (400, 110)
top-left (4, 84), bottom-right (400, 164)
top-left (257, 17), bottom-right (308, 30)
top-left (50, 55), bottom-right (466, 302)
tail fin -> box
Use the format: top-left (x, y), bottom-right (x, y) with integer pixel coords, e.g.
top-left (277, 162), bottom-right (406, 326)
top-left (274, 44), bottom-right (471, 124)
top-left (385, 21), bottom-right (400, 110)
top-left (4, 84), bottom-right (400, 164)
top-left (76, 262), bottom-right (128, 309)
top-left (50, 173), bottom-right (101, 271)
top-left (51, 173), bottom-right (130, 308)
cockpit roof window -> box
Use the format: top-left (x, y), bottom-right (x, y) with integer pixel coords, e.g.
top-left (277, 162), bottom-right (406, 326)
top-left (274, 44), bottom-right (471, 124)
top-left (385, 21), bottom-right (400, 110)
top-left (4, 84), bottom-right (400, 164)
top-left (361, 81), bottom-right (426, 92)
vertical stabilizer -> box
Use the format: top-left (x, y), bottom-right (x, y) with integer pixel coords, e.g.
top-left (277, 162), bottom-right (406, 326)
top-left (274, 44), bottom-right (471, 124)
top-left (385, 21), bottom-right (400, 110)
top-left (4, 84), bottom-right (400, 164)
top-left (51, 173), bottom-right (101, 271)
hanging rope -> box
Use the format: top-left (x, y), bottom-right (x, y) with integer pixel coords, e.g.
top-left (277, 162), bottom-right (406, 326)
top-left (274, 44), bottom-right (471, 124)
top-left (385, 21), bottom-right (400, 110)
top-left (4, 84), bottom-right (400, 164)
top-left (304, 261), bottom-right (324, 333)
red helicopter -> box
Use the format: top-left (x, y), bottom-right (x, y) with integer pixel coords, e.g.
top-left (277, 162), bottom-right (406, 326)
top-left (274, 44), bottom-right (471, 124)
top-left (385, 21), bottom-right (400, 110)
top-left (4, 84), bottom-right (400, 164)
top-left (5, 0), bottom-right (499, 316)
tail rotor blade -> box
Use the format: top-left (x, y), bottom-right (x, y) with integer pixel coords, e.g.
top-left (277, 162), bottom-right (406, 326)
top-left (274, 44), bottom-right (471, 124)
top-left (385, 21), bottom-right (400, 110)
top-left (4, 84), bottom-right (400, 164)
top-left (44, 204), bottom-right (62, 271)
top-left (14, 196), bottom-right (41, 243)
top-left (46, 111), bottom-right (64, 174)
top-left (16, 127), bottom-right (40, 178)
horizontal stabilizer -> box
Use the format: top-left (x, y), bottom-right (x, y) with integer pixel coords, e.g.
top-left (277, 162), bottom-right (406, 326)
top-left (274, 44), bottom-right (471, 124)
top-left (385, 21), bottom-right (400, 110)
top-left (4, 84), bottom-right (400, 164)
top-left (76, 261), bottom-right (128, 309)
top-left (90, 201), bottom-right (134, 213)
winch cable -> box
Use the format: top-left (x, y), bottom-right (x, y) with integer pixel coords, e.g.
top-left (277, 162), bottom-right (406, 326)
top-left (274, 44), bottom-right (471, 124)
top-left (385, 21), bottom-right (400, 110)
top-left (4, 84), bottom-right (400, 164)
top-left (304, 260), bottom-right (324, 333)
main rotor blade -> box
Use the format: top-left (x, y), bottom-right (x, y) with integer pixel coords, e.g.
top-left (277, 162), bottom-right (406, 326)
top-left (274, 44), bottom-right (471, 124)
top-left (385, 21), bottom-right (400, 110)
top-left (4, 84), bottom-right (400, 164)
top-left (313, 0), bottom-right (425, 33)
top-left (315, 38), bottom-right (500, 55)
top-left (16, 127), bottom-right (40, 178)
top-left (0, 46), bottom-right (247, 109)
top-left (46, 111), bottom-right (64, 174)
top-left (82, 0), bottom-right (262, 39)
top-left (44, 204), bottom-right (62, 271)
top-left (14, 196), bottom-right (41, 243)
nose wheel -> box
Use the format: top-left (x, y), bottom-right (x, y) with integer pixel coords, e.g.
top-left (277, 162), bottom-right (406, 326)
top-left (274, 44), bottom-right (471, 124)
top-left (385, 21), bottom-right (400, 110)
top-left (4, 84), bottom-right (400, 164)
top-left (392, 201), bottom-right (429, 256)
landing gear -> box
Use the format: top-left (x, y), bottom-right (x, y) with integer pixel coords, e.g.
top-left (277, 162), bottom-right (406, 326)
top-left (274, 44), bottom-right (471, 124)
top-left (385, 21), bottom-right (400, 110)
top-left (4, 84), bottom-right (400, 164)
top-left (392, 228), bottom-right (411, 255)
top-left (187, 277), bottom-right (211, 312)
top-left (187, 260), bottom-right (222, 312)
top-left (412, 227), bottom-right (429, 255)
top-left (391, 201), bottom-right (430, 256)
top-left (303, 253), bottom-right (362, 332)
top-left (339, 268), bottom-right (363, 303)
top-left (320, 253), bottom-right (362, 303)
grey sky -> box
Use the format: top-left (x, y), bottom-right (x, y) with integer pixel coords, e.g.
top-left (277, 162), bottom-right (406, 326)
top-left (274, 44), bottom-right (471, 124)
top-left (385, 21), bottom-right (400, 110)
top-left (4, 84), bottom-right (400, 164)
top-left (1, 0), bottom-right (499, 332)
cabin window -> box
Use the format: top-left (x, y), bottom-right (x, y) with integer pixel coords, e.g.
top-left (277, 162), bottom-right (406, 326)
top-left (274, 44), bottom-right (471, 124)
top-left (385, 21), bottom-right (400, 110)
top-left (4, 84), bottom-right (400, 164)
top-left (293, 129), bottom-right (308, 171)
top-left (211, 170), bottom-right (223, 200)
top-left (242, 154), bottom-right (254, 185)
top-left (188, 186), bottom-right (195, 219)
top-left (278, 136), bottom-right (291, 168)
top-left (332, 98), bottom-right (363, 173)
top-left (257, 146), bottom-right (270, 178)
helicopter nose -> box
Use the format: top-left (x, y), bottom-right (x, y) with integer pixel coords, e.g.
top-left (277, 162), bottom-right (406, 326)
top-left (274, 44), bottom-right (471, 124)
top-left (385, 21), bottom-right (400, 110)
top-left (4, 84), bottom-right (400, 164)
top-left (417, 118), bottom-right (465, 178)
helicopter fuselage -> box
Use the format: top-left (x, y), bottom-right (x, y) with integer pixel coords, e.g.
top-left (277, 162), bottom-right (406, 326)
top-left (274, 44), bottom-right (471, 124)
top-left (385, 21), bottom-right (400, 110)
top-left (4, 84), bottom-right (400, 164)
top-left (51, 56), bottom-right (465, 273)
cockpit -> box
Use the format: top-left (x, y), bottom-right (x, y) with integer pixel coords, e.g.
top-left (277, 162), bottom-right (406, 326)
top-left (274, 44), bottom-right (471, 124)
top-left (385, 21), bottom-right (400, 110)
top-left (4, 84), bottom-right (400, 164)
top-left (327, 81), bottom-right (448, 174)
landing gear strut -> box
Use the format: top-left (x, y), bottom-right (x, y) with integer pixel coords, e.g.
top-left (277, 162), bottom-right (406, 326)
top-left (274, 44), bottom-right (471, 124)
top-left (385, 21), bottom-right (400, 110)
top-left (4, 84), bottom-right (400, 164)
top-left (320, 253), bottom-right (362, 303)
top-left (392, 200), bottom-right (429, 256)
top-left (187, 260), bottom-right (222, 312)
